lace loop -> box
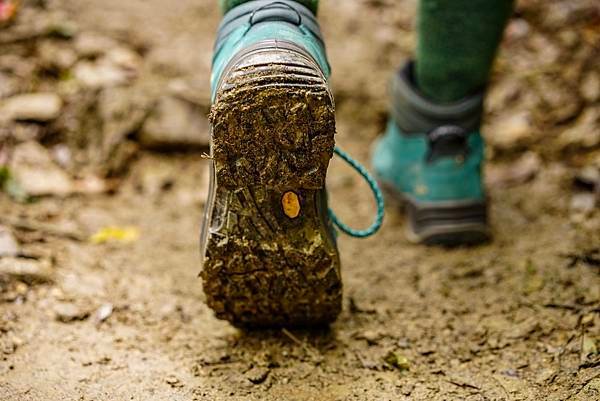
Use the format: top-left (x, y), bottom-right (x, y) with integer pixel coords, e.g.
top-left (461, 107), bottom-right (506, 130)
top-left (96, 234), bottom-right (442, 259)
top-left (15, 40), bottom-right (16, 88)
top-left (329, 146), bottom-right (384, 238)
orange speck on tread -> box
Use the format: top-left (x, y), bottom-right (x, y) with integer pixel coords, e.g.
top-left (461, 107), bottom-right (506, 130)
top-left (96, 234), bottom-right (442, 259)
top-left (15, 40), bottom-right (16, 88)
top-left (282, 191), bottom-right (301, 219)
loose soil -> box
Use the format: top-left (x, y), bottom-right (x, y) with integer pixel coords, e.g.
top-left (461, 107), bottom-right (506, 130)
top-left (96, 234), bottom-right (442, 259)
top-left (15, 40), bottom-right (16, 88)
top-left (1, 0), bottom-right (599, 400)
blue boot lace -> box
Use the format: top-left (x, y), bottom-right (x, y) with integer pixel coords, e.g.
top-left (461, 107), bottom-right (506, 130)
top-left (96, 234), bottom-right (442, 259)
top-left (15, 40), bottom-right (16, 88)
top-left (328, 146), bottom-right (385, 238)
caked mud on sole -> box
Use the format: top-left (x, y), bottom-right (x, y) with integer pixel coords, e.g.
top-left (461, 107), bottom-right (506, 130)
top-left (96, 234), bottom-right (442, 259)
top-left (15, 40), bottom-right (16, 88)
top-left (200, 42), bottom-right (342, 328)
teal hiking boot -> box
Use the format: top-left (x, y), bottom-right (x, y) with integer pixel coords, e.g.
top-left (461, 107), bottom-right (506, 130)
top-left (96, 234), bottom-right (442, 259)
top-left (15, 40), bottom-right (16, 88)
top-left (373, 62), bottom-right (489, 245)
top-left (200, 0), bottom-right (383, 327)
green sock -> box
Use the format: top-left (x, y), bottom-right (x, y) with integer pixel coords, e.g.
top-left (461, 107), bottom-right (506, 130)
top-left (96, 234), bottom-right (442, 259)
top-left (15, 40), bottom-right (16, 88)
top-left (219, 0), bottom-right (319, 15)
top-left (416, 0), bottom-right (514, 103)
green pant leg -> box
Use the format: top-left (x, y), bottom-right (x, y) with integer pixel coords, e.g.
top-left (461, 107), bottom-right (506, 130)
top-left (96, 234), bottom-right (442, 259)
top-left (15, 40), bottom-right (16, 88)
top-left (219, 0), bottom-right (319, 14)
top-left (416, 0), bottom-right (514, 103)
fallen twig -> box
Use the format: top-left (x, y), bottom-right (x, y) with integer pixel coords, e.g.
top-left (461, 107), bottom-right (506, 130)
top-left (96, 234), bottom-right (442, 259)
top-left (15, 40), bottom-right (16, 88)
top-left (281, 328), bottom-right (304, 347)
top-left (281, 328), bottom-right (322, 362)
top-left (491, 375), bottom-right (512, 401)
top-left (446, 378), bottom-right (480, 391)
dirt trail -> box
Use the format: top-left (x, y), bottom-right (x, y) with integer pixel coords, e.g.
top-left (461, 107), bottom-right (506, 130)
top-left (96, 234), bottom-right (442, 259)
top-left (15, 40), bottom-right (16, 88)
top-left (1, 0), bottom-right (599, 400)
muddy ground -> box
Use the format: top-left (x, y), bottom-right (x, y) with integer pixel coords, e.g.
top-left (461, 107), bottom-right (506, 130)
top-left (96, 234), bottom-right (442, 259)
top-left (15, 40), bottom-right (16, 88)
top-left (1, 0), bottom-right (599, 400)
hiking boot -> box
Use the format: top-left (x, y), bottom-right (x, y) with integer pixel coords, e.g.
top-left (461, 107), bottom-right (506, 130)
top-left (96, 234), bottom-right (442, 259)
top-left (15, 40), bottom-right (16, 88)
top-left (200, 0), bottom-right (383, 328)
top-left (372, 62), bottom-right (489, 246)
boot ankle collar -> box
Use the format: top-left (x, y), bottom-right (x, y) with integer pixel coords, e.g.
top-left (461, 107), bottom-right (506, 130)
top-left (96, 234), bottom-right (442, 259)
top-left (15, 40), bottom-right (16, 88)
top-left (215, 0), bottom-right (324, 54)
top-left (391, 61), bottom-right (484, 134)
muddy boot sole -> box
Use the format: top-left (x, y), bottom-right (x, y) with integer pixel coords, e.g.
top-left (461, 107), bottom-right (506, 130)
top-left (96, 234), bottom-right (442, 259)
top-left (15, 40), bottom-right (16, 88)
top-left (200, 41), bottom-right (342, 328)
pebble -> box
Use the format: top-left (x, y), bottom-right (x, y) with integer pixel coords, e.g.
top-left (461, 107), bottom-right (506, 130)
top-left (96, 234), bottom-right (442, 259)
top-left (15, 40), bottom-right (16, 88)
top-left (355, 330), bottom-right (382, 345)
top-left (73, 60), bottom-right (130, 89)
top-left (105, 47), bottom-right (141, 71)
top-left (9, 141), bottom-right (74, 197)
top-left (54, 302), bottom-right (89, 323)
top-left (581, 71), bottom-right (600, 103)
top-left (74, 32), bottom-right (118, 57)
top-left (570, 193), bottom-right (596, 214)
top-left (94, 303), bottom-right (113, 323)
top-left (37, 40), bottom-right (77, 71)
top-left (165, 375), bottom-right (184, 388)
top-left (488, 112), bottom-right (532, 150)
top-left (139, 96), bottom-right (209, 149)
top-left (486, 152), bottom-right (541, 188)
top-left (0, 257), bottom-right (53, 284)
top-left (557, 107), bottom-right (600, 149)
top-left (574, 166), bottom-right (600, 192)
top-left (0, 92), bottom-right (62, 122)
top-left (502, 368), bottom-right (519, 378)
top-left (0, 226), bottom-right (19, 257)
top-left (245, 367), bottom-right (270, 384)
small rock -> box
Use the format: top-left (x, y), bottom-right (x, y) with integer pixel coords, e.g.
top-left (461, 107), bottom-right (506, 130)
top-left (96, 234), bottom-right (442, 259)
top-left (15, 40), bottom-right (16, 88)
top-left (528, 33), bottom-right (561, 65)
top-left (11, 123), bottom-right (42, 142)
top-left (54, 302), bottom-right (89, 323)
top-left (505, 18), bottom-right (530, 42)
top-left (557, 107), bottom-right (600, 150)
top-left (74, 32), bottom-right (118, 57)
top-left (9, 141), bottom-right (74, 197)
top-left (0, 93), bottom-right (62, 122)
top-left (355, 330), bottom-right (382, 345)
top-left (0, 226), bottom-right (19, 257)
top-left (51, 144), bottom-right (73, 169)
top-left (73, 60), bottom-right (131, 89)
top-left (139, 96), bottom-right (210, 149)
top-left (245, 367), bottom-right (270, 384)
top-left (11, 336), bottom-right (24, 348)
top-left (581, 71), bottom-right (600, 103)
top-left (37, 40), bottom-right (78, 71)
top-left (575, 166), bottom-right (600, 192)
top-left (94, 303), bottom-right (113, 324)
top-left (98, 86), bottom-right (150, 153)
top-left (581, 313), bottom-right (595, 327)
top-left (488, 112), bottom-right (532, 149)
top-left (486, 79), bottom-right (521, 114)
top-left (165, 375), bottom-right (184, 388)
top-left (571, 193), bottom-right (596, 214)
top-left (418, 346), bottom-right (435, 356)
top-left (536, 368), bottom-right (556, 385)
top-left (486, 152), bottom-right (541, 188)
top-left (1, 340), bottom-right (17, 355)
top-left (72, 175), bottom-right (111, 195)
top-left (0, 71), bottom-right (20, 98)
top-left (167, 78), bottom-right (211, 108)
top-left (502, 368), bottom-right (519, 378)
top-left (535, 78), bottom-right (581, 123)
top-left (558, 30), bottom-right (579, 49)
top-left (0, 257), bottom-right (53, 284)
top-left (105, 47), bottom-right (141, 72)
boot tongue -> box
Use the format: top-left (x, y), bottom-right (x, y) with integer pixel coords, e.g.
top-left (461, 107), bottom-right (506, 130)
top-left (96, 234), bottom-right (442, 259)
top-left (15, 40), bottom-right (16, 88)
top-left (425, 125), bottom-right (469, 163)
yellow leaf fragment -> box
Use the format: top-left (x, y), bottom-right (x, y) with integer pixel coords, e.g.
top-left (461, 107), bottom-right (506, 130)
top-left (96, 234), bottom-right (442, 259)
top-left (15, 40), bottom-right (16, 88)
top-left (90, 226), bottom-right (140, 244)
